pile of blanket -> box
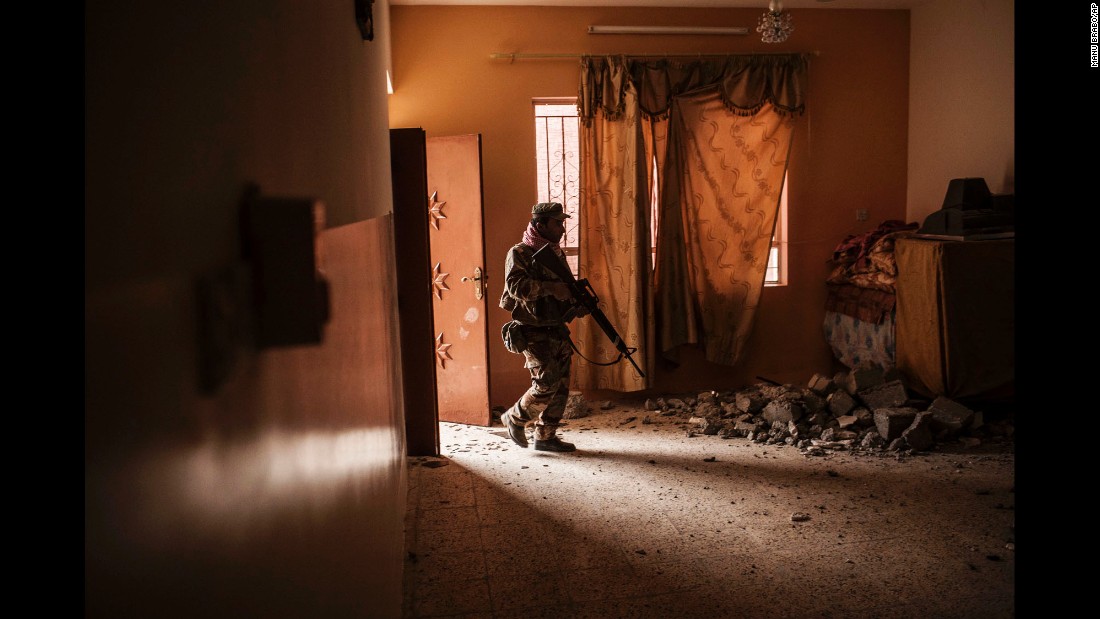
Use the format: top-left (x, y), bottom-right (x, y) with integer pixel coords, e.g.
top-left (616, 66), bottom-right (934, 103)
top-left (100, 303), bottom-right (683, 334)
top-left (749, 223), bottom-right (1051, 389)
top-left (826, 220), bottom-right (918, 293)
top-left (822, 220), bottom-right (918, 371)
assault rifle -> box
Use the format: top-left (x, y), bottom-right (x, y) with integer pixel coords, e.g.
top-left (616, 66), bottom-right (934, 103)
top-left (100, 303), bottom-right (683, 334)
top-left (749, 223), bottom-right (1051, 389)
top-left (532, 244), bottom-right (645, 378)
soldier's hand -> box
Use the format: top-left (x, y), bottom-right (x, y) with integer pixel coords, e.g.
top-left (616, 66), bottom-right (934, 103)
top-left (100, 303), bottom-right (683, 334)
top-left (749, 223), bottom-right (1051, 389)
top-left (545, 281), bottom-right (573, 301)
top-left (574, 303), bottom-right (591, 317)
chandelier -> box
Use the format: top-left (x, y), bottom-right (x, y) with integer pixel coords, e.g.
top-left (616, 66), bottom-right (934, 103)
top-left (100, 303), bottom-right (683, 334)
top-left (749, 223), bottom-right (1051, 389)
top-left (757, 0), bottom-right (794, 43)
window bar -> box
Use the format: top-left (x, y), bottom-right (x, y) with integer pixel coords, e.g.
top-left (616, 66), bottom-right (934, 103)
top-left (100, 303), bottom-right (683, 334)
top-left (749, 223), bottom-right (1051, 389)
top-left (536, 105), bottom-right (582, 275)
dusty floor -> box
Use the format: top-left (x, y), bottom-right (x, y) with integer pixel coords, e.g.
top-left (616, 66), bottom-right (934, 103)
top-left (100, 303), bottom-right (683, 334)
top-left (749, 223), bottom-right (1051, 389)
top-left (402, 402), bottom-right (1015, 619)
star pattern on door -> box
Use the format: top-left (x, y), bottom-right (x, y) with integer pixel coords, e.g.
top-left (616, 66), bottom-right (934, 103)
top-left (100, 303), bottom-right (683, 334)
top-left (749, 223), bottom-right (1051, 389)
top-left (432, 262), bottom-right (450, 300)
top-left (435, 332), bottom-right (453, 368)
top-left (428, 191), bottom-right (447, 230)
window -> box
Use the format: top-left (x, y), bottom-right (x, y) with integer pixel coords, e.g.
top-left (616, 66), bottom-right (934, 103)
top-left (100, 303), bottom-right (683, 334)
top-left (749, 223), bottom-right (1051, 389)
top-left (533, 99), bottom-right (582, 276)
top-left (765, 172), bottom-right (789, 287)
top-left (533, 98), bottom-right (786, 284)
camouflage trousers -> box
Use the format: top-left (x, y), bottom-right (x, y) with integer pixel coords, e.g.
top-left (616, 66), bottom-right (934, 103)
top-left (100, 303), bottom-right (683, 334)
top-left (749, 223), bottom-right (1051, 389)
top-left (506, 324), bottom-right (573, 441)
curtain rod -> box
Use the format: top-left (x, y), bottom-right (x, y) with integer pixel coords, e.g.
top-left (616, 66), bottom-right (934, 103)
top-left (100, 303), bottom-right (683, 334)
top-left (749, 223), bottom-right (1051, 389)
top-left (588, 26), bottom-right (749, 35)
top-left (489, 51), bottom-right (819, 61)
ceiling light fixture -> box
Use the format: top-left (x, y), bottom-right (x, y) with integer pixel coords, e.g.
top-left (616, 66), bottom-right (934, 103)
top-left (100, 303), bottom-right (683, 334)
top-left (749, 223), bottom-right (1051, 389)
top-left (757, 1), bottom-right (794, 44)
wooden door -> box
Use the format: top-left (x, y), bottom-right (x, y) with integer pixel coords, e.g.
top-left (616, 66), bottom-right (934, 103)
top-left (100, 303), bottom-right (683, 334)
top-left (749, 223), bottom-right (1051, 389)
top-left (426, 135), bottom-right (492, 425)
top-left (390, 128), bottom-right (440, 456)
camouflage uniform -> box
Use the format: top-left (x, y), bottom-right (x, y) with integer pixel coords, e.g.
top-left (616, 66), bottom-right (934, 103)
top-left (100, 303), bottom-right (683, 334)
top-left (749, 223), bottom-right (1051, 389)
top-left (499, 242), bottom-right (574, 441)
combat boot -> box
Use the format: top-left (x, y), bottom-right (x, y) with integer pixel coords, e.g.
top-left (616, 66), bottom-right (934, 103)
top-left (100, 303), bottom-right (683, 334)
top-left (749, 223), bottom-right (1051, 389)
top-left (533, 426), bottom-right (576, 452)
top-left (500, 405), bottom-right (529, 448)
top-left (534, 436), bottom-right (576, 452)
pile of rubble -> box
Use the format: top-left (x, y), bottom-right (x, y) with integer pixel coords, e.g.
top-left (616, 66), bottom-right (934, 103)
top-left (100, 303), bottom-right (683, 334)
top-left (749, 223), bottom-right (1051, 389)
top-left (575, 367), bottom-right (1015, 456)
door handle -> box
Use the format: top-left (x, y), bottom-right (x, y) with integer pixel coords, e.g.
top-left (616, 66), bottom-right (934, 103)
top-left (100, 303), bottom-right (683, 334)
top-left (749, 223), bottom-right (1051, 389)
top-left (460, 267), bottom-right (486, 300)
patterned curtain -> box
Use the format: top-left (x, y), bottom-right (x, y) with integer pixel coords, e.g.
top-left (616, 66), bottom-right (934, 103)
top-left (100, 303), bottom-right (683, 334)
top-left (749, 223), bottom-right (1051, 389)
top-left (575, 54), bottom-right (806, 385)
top-left (570, 72), bottom-right (652, 391)
top-left (658, 93), bottom-right (794, 366)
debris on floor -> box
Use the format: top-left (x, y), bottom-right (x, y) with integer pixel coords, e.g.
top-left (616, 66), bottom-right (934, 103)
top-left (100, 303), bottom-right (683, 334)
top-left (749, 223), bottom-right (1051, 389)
top-left (617, 366), bottom-right (1011, 456)
top-left (563, 390), bottom-right (591, 419)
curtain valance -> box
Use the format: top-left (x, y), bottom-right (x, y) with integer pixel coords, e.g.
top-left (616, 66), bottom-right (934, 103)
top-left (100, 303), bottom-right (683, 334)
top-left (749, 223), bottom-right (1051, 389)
top-left (578, 53), bottom-right (807, 123)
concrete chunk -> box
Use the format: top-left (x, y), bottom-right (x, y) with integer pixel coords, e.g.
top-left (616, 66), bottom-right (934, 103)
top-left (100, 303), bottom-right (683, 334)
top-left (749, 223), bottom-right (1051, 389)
top-left (762, 400), bottom-right (804, 424)
top-left (886, 437), bottom-right (908, 451)
top-left (807, 373), bottom-right (838, 395)
top-left (563, 391), bottom-right (589, 419)
top-left (836, 415), bottom-right (858, 429)
top-left (800, 391), bottom-right (828, 414)
top-left (734, 419), bottom-right (766, 436)
top-left (852, 407), bottom-right (875, 427)
top-left (827, 390), bottom-right (856, 416)
top-left (699, 418), bottom-right (724, 435)
top-left (874, 407), bottom-right (919, 441)
top-left (927, 396), bottom-right (975, 435)
top-left (901, 411), bottom-right (935, 451)
top-left (693, 401), bottom-right (722, 419)
top-left (860, 431), bottom-right (886, 449)
top-left (858, 380), bottom-right (909, 410)
top-left (696, 391), bottom-right (718, 405)
top-left (735, 392), bottom-right (768, 414)
top-left (833, 429), bottom-right (860, 441)
top-left (846, 366), bottom-right (886, 393)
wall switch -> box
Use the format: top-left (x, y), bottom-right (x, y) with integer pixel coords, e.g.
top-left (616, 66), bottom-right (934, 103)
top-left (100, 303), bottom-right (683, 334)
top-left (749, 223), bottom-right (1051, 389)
top-left (856, 208), bottom-right (869, 221)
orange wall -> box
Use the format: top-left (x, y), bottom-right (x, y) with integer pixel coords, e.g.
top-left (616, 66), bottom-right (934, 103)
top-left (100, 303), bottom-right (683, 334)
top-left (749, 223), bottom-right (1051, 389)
top-left (389, 6), bottom-right (910, 404)
top-left (908, 0), bottom-right (1014, 223)
top-left (86, 1), bottom-right (405, 617)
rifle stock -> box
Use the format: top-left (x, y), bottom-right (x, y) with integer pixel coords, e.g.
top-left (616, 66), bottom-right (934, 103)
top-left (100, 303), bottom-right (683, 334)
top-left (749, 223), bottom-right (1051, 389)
top-left (532, 245), bottom-right (645, 378)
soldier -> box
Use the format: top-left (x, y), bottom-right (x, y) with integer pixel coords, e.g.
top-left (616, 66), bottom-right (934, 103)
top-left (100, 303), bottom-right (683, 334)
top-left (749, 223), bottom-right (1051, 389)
top-left (498, 202), bottom-right (588, 452)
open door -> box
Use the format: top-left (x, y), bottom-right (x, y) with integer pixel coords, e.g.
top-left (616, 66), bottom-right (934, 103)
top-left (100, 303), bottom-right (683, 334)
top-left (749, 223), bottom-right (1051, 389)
top-left (390, 127), bottom-right (439, 456)
top-left (426, 134), bottom-right (492, 425)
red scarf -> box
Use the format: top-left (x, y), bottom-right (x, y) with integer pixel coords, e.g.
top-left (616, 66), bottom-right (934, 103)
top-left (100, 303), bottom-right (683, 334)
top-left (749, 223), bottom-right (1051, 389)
top-left (522, 222), bottom-right (565, 258)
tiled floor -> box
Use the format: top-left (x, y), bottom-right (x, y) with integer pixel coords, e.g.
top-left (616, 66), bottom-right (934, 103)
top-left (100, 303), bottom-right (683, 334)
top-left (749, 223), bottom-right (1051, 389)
top-left (403, 402), bottom-right (1014, 618)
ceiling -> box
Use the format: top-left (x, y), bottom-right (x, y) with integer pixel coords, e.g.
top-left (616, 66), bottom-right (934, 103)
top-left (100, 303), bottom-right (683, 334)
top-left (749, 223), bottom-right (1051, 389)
top-left (388, 1), bottom-right (933, 9)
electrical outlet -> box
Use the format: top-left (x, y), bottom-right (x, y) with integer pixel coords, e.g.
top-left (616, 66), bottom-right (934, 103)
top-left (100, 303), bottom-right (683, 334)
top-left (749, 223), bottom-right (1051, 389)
top-left (856, 208), bottom-right (869, 222)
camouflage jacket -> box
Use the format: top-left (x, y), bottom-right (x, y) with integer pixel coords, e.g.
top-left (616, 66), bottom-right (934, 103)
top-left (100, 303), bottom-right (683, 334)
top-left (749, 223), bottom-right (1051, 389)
top-left (499, 243), bottom-right (574, 327)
